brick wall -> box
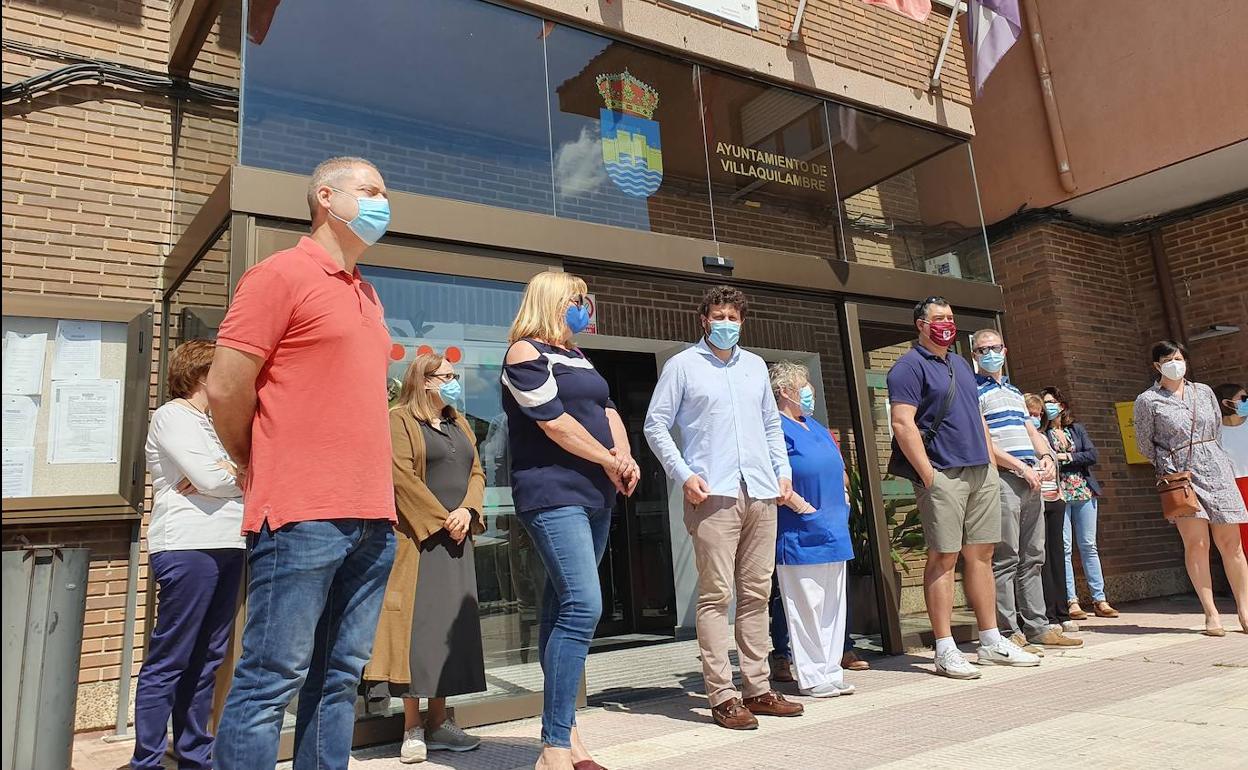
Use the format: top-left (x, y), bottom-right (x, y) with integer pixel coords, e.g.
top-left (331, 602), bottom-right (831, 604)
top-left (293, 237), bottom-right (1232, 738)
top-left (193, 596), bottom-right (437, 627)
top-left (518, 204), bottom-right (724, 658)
top-left (3, 0), bottom-right (174, 731)
top-left (991, 198), bottom-right (1248, 601)
top-left (1152, 201), bottom-right (1248, 386)
top-left (2, 2), bottom-right (171, 303)
top-left (2, 0), bottom-right (243, 732)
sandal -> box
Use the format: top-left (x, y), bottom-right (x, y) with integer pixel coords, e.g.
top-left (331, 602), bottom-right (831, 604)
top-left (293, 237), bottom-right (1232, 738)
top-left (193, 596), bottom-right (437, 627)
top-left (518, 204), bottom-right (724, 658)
top-left (1067, 602), bottom-right (1088, 621)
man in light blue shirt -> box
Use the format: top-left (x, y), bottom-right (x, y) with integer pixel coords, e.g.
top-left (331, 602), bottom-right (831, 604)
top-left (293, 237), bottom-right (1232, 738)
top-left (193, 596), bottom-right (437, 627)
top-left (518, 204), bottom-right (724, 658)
top-left (644, 286), bottom-right (800, 730)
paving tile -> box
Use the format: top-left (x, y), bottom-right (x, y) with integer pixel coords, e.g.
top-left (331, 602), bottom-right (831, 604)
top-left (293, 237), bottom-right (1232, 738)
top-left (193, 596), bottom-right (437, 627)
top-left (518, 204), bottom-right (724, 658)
top-left (70, 597), bottom-right (1247, 769)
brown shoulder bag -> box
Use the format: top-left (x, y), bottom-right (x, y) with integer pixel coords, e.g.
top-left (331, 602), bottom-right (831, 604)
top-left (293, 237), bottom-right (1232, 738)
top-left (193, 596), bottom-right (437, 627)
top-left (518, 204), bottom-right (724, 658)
top-left (1156, 390), bottom-right (1200, 520)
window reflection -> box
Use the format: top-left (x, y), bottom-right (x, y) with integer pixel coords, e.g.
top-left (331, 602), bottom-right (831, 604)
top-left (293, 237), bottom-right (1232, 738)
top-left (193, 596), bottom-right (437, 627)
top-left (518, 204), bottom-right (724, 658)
top-left (829, 105), bottom-right (990, 281)
top-left (700, 69), bottom-right (841, 256)
top-left (359, 267), bottom-right (549, 685)
top-left (238, 0), bottom-right (993, 282)
top-left (242, 0), bottom-right (554, 214)
top-left (164, 228), bottom-right (231, 358)
top-left (545, 25), bottom-right (713, 238)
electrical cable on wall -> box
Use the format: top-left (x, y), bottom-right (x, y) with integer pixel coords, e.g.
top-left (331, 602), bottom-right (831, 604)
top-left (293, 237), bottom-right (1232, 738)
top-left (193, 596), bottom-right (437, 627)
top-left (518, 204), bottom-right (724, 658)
top-left (1, 39), bottom-right (238, 107)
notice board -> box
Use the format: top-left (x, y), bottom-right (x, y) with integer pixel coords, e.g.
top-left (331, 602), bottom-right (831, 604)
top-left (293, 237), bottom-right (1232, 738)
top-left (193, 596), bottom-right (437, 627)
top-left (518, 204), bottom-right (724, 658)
top-left (2, 295), bottom-right (152, 522)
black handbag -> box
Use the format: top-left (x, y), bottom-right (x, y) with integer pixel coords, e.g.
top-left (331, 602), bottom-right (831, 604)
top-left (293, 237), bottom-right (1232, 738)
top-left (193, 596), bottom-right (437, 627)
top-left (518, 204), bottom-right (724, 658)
top-left (888, 361), bottom-right (957, 485)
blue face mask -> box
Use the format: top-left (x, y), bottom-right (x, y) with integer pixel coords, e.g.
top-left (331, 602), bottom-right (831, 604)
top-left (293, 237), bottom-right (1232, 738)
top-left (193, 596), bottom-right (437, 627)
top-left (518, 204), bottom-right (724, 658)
top-left (565, 303), bottom-right (591, 335)
top-left (1237, 399), bottom-right (1248, 418)
top-left (1029, 416), bottom-right (1042, 430)
top-left (1044, 403), bottom-right (1062, 420)
top-left (707, 320), bottom-right (741, 350)
top-left (978, 350), bottom-right (1006, 373)
top-left (437, 378), bottom-right (461, 405)
top-left (798, 385), bottom-right (816, 416)
top-left (330, 188), bottom-right (390, 246)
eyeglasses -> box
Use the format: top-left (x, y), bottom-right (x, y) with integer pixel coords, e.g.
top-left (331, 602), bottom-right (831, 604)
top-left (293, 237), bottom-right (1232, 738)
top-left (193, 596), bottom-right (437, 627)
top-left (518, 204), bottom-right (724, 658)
top-left (429, 371), bottom-right (460, 382)
top-left (973, 344), bottom-right (1004, 354)
top-left (568, 294), bottom-right (588, 308)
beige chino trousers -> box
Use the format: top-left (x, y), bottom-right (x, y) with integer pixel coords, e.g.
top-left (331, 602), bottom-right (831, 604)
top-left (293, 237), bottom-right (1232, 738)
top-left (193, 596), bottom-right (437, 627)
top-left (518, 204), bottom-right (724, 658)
top-left (684, 483), bottom-right (777, 707)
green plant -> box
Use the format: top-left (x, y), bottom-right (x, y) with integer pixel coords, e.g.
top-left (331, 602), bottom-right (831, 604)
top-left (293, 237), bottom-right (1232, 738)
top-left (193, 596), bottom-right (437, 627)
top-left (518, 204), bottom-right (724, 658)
top-left (847, 466), bottom-right (926, 576)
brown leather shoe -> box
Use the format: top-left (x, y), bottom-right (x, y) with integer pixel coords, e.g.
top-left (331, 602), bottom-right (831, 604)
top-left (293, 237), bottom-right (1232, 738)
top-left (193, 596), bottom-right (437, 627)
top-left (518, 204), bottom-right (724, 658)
top-left (770, 654), bottom-right (795, 683)
top-left (1093, 601), bottom-right (1119, 618)
top-left (841, 651), bottom-right (870, 671)
top-left (1068, 601), bottom-right (1089, 620)
top-left (711, 698), bottom-right (759, 730)
top-left (742, 690), bottom-right (804, 717)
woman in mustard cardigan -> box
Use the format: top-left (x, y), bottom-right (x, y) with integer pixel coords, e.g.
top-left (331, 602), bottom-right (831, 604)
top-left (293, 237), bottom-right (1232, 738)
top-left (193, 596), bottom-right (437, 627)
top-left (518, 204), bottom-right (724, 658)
top-left (365, 352), bottom-right (487, 763)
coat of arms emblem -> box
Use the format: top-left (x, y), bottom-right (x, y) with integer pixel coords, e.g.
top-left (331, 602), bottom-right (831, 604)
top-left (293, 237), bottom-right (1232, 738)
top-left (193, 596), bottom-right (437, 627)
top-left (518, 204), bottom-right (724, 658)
top-left (596, 71), bottom-right (663, 198)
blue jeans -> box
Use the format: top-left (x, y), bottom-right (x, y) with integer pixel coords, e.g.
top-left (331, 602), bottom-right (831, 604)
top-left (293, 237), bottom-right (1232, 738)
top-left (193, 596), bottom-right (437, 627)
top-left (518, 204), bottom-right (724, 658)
top-left (1064, 498), bottom-right (1106, 602)
top-left (519, 505), bottom-right (611, 749)
top-left (215, 519), bottom-right (395, 770)
top-left (131, 550), bottom-right (243, 770)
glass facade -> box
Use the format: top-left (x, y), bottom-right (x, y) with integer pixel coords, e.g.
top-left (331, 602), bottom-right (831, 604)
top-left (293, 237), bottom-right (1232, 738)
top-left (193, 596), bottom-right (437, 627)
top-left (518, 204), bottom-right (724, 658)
top-left (545, 25), bottom-right (713, 238)
top-left (163, 226), bottom-right (231, 353)
top-left (358, 266), bottom-right (550, 700)
top-left (700, 68), bottom-right (841, 257)
top-left (242, 0), bottom-right (554, 214)
top-left (239, 0), bottom-right (992, 282)
top-left (829, 105), bottom-right (991, 281)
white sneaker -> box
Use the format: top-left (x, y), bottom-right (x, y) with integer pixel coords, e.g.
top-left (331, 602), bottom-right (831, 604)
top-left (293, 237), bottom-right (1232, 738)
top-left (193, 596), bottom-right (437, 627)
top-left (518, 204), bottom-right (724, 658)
top-left (933, 648), bottom-right (981, 679)
top-left (1061, 620), bottom-right (1080, 633)
top-left (399, 726), bottom-right (427, 764)
top-left (800, 681), bottom-right (855, 697)
top-left (977, 637), bottom-right (1042, 667)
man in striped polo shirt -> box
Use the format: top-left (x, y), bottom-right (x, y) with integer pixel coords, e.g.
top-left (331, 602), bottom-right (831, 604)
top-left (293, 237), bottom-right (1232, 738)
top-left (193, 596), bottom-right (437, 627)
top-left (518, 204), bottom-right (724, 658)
top-left (973, 329), bottom-right (1081, 650)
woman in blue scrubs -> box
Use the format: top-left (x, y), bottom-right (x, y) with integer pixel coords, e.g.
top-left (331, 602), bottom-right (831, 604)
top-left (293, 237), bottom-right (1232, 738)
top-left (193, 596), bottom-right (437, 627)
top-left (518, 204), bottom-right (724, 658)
top-left (769, 361), bottom-right (856, 697)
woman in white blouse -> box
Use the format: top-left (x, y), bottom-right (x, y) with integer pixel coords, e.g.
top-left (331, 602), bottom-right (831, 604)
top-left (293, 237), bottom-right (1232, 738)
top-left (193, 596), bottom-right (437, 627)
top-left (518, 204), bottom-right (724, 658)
top-left (130, 340), bottom-right (245, 770)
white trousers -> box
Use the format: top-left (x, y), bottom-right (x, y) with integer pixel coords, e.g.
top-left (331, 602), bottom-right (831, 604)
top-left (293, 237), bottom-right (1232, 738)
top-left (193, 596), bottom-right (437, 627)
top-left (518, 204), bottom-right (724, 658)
top-left (776, 561), bottom-right (848, 690)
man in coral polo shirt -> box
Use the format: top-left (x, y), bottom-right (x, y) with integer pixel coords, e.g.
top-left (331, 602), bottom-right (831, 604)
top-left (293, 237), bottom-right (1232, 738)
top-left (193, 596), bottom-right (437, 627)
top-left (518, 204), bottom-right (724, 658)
top-left (207, 157), bottom-right (397, 770)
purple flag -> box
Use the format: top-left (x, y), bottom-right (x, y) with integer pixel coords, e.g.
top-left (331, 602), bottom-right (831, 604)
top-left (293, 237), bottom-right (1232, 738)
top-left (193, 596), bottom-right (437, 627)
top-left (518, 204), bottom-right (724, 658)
top-left (968, 0), bottom-right (1022, 97)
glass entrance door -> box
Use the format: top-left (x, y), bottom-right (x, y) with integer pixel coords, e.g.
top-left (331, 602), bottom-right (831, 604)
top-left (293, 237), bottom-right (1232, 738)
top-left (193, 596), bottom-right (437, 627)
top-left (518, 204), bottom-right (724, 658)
top-left (843, 302), bottom-right (1000, 651)
top-left (591, 349), bottom-right (677, 640)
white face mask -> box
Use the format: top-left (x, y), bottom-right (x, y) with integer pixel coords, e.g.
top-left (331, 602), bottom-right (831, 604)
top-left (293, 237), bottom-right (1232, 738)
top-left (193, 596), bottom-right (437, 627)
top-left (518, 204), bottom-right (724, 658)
top-left (1159, 359), bottom-right (1187, 381)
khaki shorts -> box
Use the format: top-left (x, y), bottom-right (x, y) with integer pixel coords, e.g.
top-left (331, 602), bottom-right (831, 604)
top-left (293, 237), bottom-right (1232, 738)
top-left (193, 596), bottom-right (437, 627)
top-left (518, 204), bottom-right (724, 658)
top-left (914, 465), bottom-right (1002, 553)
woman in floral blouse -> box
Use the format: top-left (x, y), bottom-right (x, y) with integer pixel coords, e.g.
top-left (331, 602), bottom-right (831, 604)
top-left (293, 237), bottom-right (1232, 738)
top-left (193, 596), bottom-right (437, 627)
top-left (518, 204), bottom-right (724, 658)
top-left (1040, 387), bottom-right (1118, 621)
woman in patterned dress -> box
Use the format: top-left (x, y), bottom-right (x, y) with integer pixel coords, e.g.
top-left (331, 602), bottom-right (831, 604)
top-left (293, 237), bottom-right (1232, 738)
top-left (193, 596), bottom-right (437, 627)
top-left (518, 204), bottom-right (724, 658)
top-left (1133, 341), bottom-right (1248, 636)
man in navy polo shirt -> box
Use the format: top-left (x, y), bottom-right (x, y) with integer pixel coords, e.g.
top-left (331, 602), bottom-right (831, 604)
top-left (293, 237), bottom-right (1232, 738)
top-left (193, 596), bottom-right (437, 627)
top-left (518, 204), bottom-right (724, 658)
top-left (887, 297), bottom-right (1040, 679)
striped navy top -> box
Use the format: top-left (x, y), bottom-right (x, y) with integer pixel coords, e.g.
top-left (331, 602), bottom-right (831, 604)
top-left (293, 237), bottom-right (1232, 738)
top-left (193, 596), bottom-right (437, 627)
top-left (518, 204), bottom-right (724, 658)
top-left (976, 373), bottom-right (1036, 465)
top-left (501, 338), bottom-right (617, 513)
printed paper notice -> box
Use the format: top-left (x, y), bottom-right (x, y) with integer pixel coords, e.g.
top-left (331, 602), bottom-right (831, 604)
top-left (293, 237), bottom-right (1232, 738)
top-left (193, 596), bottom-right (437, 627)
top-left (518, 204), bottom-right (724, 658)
top-left (3, 330), bottom-right (47, 394)
top-left (2, 395), bottom-right (40, 448)
top-left (51, 320), bottom-right (102, 380)
top-left (48, 379), bottom-right (120, 464)
top-left (2, 447), bottom-right (34, 498)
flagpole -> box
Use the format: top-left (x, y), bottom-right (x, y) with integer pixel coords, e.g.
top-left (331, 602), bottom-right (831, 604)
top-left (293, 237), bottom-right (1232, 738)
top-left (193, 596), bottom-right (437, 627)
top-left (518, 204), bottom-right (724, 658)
top-left (788, 0), bottom-right (810, 43)
top-left (929, 2), bottom-right (963, 90)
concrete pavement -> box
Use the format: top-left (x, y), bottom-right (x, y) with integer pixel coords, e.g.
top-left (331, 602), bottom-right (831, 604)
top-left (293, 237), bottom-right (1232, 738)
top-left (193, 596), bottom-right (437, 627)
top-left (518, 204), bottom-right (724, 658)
top-left (72, 596), bottom-right (1248, 769)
